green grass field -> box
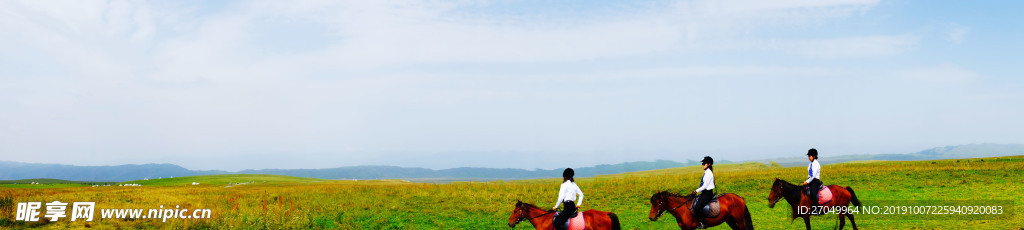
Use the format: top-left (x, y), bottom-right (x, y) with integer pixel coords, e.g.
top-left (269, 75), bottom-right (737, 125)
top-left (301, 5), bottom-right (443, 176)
top-left (1, 156), bottom-right (1022, 229)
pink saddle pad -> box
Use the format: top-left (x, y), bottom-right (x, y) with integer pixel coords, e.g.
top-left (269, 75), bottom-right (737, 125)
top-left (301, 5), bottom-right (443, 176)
top-left (817, 186), bottom-right (833, 205)
top-left (568, 212), bottom-right (585, 230)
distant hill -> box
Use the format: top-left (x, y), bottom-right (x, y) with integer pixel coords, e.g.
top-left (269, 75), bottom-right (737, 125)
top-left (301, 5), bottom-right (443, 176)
top-left (0, 160), bottom-right (702, 182)
top-left (0, 178), bottom-right (114, 185)
top-left (2, 143), bottom-right (1020, 182)
top-left (120, 174), bottom-right (326, 186)
top-left (752, 143), bottom-right (1024, 167)
top-left (238, 159), bottom-right (712, 181)
top-left (0, 161), bottom-right (228, 181)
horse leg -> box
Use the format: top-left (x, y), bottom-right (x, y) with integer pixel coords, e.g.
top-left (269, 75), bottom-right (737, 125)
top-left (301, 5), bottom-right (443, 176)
top-left (837, 213), bottom-right (846, 230)
top-left (803, 216), bottom-right (812, 230)
top-left (726, 208), bottom-right (747, 230)
top-left (726, 217), bottom-right (740, 230)
top-left (847, 214), bottom-right (858, 230)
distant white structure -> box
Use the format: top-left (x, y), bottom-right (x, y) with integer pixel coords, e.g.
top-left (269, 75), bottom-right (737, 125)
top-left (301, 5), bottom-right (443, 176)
top-left (119, 184), bottom-right (143, 187)
top-left (191, 182), bottom-right (199, 185)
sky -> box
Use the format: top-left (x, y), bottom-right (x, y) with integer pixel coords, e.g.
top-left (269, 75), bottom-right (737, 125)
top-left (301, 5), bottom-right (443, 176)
top-left (1, 0), bottom-right (1022, 171)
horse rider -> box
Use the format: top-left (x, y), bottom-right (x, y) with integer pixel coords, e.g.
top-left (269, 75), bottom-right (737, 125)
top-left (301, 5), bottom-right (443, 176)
top-left (801, 148), bottom-right (822, 214)
top-left (552, 168), bottom-right (584, 230)
top-left (692, 156), bottom-right (715, 229)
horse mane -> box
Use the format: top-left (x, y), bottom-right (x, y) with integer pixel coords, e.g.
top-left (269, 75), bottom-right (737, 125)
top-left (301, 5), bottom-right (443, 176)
top-left (773, 178), bottom-right (799, 188)
top-left (515, 201), bottom-right (545, 211)
top-left (654, 191), bottom-right (693, 198)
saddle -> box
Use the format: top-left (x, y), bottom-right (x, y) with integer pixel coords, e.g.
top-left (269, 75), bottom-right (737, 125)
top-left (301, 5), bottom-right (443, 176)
top-left (690, 195), bottom-right (722, 218)
top-left (553, 211), bottom-right (586, 230)
top-left (805, 185), bottom-right (833, 205)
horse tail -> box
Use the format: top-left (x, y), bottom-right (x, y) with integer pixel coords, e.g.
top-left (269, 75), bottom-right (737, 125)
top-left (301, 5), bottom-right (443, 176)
top-left (608, 212), bottom-right (620, 230)
top-left (744, 205), bottom-right (754, 230)
top-left (846, 186), bottom-right (862, 207)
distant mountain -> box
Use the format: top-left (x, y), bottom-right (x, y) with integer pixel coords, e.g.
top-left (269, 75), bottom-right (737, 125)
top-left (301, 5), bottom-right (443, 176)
top-left (752, 143), bottom-right (1024, 167)
top-left (914, 144), bottom-right (1024, 158)
top-left (0, 160), bottom-right (699, 182)
top-left (0, 178), bottom-right (115, 185)
top-left (238, 159), bottom-right (709, 180)
top-left (0, 161), bottom-right (227, 181)
top-left (3, 143), bottom-right (1020, 182)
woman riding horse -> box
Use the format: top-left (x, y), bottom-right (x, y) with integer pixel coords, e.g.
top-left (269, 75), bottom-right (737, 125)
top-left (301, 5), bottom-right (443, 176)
top-left (802, 148), bottom-right (822, 214)
top-left (509, 201), bottom-right (621, 230)
top-left (692, 156), bottom-right (715, 229)
top-left (768, 178), bottom-right (861, 230)
top-left (648, 191), bottom-right (754, 230)
top-left (647, 155), bottom-right (754, 230)
top-left (552, 168), bottom-right (584, 230)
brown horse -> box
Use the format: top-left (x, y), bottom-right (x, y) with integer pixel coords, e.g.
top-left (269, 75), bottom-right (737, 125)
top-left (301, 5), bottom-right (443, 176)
top-left (648, 191), bottom-right (754, 230)
top-left (766, 178), bottom-right (862, 230)
top-left (508, 201), bottom-right (620, 230)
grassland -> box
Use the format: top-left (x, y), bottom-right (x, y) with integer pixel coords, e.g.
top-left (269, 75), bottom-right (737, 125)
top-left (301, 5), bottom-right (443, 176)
top-left (119, 174), bottom-right (329, 187)
top-left (1, 156), bottom-right (1022, 229)
top-left (0, 179), bottom-right (115, 189)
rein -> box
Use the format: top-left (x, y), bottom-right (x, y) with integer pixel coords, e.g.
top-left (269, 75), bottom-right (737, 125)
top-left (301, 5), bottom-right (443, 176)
top-left (514, 206), bottom-right (555, 225)
top-left (525, 210), bottom-right (554, 220)
top-left (668, 199), bottom-right (689, 211)
top-left (769, 184), bottom-right (785, 205)
top-left (655, 194), bottom-right (693, 219)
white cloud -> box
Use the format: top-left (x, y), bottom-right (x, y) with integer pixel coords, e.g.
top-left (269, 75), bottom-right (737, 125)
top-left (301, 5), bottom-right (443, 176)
top-left (893, 64), bottom-right (981, 84)
top-left (223, 0), bottom-right (890, 68)
top-left (698, 0), bottom-right (879, 13)
top-left (947, 23), bottom-right (970, 44)
top-left (776, 35), bottom-right (919, 59)
top-left (2, 0), bottom-right (1016, 170)
top-left (1, 0), bottom-right (895, 76)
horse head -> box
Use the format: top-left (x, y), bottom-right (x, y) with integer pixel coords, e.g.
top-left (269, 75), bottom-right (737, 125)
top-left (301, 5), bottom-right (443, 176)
top-left (649, 191), bottom-right (668, 221)
top-left (767, 178), bottom-right (785, 208)
top-left (649, 191), bottom-right (693, 221)
top-left (508, 200), bottom-right (526, 227)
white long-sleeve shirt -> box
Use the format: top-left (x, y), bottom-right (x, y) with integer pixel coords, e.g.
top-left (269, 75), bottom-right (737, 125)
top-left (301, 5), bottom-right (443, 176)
top-left (694, 169), bottom-right (715, 193)
top-left (554, 181), bottom-right (584, 209)
top-left (804, 159), bottom-right (821, 184)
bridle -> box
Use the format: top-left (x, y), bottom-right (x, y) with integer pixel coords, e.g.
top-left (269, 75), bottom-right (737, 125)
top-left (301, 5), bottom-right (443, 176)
top-left (513, 205), bottom-right (554, 226)
top-left (653, 195), bottom-right (691, 220)
top-left (768, 183), bottom-right (784, 206)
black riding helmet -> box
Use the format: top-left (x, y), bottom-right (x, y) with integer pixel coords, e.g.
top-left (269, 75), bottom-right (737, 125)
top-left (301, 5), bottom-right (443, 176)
top-left (562, 168), bottom-right (574, 181)
top-left (807, 148), bottom-right (818, 159)
top-left (700, 156), bottom-right (713, 165)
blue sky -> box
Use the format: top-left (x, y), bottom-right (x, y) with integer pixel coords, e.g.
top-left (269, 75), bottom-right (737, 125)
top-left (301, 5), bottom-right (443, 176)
top-left (1, 0), bottom-right (1021, 171)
